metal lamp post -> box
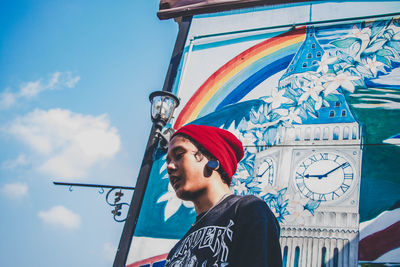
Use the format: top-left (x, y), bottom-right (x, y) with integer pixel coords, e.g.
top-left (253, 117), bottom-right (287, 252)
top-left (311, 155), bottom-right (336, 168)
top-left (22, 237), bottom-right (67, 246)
top-left (113, 90), bottom-right (179, 267)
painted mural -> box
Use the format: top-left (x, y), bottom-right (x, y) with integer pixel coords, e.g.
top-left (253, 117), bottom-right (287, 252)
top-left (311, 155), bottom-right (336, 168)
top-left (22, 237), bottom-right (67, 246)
top-left (132, 17), bottom-right (400, 266)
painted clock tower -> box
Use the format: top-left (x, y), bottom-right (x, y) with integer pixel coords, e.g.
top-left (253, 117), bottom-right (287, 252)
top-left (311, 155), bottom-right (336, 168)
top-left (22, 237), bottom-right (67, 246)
top-left (253, 27), bottom-right (363, 266)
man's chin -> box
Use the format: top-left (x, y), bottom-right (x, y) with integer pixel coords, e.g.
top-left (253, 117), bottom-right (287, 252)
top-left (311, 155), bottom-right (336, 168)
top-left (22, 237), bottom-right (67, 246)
top-left (175, 190), bottom-right (192, 201)
top-left (175, 188), bottom-right (204, 201)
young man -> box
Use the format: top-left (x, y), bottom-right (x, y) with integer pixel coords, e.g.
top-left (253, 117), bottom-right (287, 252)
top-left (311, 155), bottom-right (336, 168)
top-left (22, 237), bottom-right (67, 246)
top-left (165, 124), bottom-right (282, 267)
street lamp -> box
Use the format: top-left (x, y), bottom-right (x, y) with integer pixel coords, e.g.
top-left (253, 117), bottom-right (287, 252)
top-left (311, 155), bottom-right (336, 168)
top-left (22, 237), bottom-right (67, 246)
top-left (113, 90), bottom-right (180, 267)
top-left (150, 90), bottom-right (180, 130)
top-left (149, 91), bottom-right (180, 150)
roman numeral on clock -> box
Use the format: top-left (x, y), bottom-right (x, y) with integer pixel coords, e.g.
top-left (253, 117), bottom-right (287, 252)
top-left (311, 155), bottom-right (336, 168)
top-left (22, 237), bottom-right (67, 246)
top-left (300, 162), bottom-right (308, 169)
top-left (341, 162), bottom-right (350, 169)
top-left (309, 155), bottom-right (318, 163)
top-left (333, 154), bottom-right (340, 163)
top-left (296, 172), bottom-right (304, 179)
top-left (340, 184), bottom-right (350, 193)
top-left (332, 191), bottom-right (340, 200)
top-left (296, 181), bottom-right (305, 192)
top-left (318, 194), bottom-right (327, 201)
top-left (306, 191), bottom-right (314, 200)
top-left (319, 153), bottom-right (328, 160)
top-left (344, 173), bottom-right (353, 180)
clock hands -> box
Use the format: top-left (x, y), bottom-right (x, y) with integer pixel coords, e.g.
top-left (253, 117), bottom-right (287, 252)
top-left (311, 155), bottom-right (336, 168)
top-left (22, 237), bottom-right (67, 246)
top-left (296, 153), bottom-right (355, 202)
top-left (322, 163), bottom-right (346, 177)
top-left (304, 163), bottom-right (347, 179)
top-left (304, 174), bottom-right (325, 179)
top-left (257, 165), bottom-right (272, 177)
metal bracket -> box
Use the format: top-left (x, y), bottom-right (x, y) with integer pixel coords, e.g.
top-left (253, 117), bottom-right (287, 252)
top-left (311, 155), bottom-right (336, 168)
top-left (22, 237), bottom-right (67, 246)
top-left (53, 181), bottom-right (135, 222)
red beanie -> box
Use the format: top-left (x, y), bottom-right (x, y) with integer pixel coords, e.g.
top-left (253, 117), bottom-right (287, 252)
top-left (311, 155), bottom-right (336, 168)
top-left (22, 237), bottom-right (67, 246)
top-left (172, 124), bottom-right (244, 182)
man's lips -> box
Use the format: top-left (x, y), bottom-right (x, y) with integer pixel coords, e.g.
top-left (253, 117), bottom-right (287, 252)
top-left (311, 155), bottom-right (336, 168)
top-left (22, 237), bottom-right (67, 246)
top-left (170, 175), bottom-right (181, 189)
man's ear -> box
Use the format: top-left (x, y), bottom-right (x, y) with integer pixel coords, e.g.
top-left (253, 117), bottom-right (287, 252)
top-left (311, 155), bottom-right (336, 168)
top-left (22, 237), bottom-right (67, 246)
top-left (194, 151), bottom-right (205, 162)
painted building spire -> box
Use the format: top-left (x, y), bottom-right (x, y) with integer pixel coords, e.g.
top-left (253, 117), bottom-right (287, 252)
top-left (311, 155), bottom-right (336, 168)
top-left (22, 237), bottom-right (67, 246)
top-left (279, 26), bottom-right (325, 87)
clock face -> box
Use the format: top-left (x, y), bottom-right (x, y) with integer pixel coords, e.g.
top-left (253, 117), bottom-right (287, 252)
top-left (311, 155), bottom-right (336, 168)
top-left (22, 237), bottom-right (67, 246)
top-left (256, 157), bottom-right (274, 185)
top-left (294, 152), bottom-right (355, 201)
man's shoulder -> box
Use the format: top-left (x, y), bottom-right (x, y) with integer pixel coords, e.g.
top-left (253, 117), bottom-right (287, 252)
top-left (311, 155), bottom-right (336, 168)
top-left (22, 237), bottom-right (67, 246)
top-left (231, 194), bottom-right (266, 207)
top-left (231, 194), bottom-right (275, 222)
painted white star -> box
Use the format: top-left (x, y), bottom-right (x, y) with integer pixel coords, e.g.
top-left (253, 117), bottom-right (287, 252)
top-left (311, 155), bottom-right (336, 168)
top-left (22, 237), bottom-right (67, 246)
top-left (299, 82), bottom-right (324, 110)
top-left (258, 181), bottom-right (278, 198)
top-left (366, 55), bottom-right (385, 77)
top-left (262, 88), bottom-right (292, 109)
top-left (283, 107), bottom-right (302, 124)
top-left (233, 180), bottom-right (248, 195)
top-left (317, 53), bottom-right (337, 73)
top-left (283, 194), bottom-right (309, 225)
top-left (348, 25), bottom-right (371, 61)
top-left (350, 25), bottom-right (371, 42)
top-left (324, 72), bottom-right (359, 95)
top-left (157, 183), bottom-right (194, 221)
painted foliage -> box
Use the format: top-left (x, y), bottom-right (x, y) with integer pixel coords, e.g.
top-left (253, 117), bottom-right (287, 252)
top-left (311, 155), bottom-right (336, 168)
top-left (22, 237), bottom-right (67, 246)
top-left (134, 17), bottom-right (400, 264)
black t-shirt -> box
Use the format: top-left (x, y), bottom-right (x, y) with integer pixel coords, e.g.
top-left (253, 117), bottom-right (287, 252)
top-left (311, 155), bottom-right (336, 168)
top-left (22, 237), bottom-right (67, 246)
top-left (165, 194), bottom-right (282, 267)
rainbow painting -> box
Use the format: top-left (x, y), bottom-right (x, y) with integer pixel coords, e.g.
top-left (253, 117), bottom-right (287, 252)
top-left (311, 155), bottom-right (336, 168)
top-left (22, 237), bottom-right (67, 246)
top-left (174, 26), bottom-right (306, 129)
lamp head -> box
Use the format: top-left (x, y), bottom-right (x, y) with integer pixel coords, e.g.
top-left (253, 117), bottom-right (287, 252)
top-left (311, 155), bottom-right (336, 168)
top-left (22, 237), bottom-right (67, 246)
top-left (149, 91), bottom-right (180, 130)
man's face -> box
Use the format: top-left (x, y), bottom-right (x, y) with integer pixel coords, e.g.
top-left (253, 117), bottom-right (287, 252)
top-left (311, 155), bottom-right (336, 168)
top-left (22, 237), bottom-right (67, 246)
top-left (166, 135), bottom-right (209, 200)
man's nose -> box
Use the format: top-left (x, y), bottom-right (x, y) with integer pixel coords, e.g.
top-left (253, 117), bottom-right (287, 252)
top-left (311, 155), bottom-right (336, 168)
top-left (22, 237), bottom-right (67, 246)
top-left (167, 161), bottom-right (177, 173)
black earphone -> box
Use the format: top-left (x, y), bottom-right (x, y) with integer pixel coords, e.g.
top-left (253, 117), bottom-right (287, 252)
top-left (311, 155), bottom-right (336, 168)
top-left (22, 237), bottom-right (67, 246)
top-left (207, 160), bottom-right (219, 170)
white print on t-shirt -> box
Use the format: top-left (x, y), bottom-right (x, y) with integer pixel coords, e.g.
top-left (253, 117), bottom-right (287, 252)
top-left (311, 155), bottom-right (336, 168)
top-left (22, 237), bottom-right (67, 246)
top-left (167, 220), bottom-right (234, 267)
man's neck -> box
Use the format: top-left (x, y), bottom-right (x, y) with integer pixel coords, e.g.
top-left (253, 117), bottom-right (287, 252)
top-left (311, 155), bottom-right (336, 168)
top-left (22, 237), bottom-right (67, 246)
top-left (192, 183), bottom-right (231, 214)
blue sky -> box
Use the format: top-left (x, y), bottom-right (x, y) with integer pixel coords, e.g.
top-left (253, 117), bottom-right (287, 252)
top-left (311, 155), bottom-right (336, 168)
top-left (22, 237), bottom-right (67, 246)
top-left (0, 1), bottom-right (177, 266)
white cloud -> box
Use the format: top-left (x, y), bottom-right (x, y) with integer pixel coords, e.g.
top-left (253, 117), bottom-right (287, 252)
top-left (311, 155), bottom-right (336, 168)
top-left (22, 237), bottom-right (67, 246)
top-left (6, 108), bottom-right (121, 178)
top-left (1, 182), bottom-right (28, 199)
top-left (0, 90), bottom-right (16, 108)
top-left (103, 243), bottom-right (117, 261)
top-left (1, 154), bottom-right (29, 169)
top-left (38, 205), bottom-right (81, 229)
top-left (19, 80), bottom-right (42, 98)
top-left (0, 72), bottom-right (80, 109)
